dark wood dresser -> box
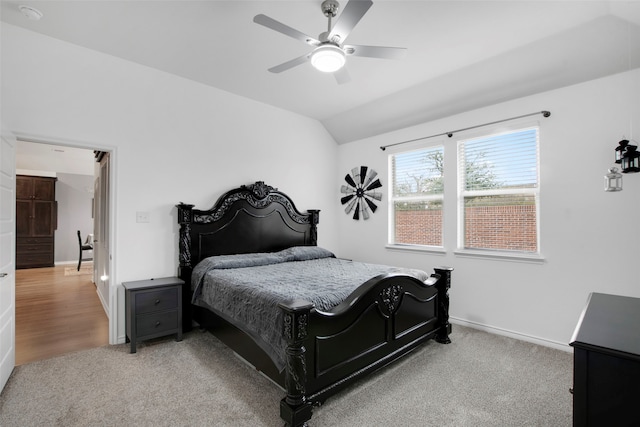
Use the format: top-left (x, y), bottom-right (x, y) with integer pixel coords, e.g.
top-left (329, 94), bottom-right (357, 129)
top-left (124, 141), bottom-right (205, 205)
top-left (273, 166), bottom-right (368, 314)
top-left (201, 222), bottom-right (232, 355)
top-left (570, 292), bottom-right (640, 426)
top-left (123, 277), bottom-right (184, 353)
top-left (16, 175), bottom-right (57, 269)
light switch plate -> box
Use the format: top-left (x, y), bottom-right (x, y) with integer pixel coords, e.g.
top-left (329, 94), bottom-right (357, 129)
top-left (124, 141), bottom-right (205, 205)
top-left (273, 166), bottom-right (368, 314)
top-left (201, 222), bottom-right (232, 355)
top-left (136, 211), bottom-right (150, 223)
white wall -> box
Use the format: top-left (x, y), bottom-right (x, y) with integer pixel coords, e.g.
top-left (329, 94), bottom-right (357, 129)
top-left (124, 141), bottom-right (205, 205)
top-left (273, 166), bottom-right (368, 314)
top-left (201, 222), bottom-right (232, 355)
top-left (1, 24), bottom-right (340, 342)
top-left (337, 69), bottom-right (640, 349)
top-left (54, 173), bottom-right (94, 264)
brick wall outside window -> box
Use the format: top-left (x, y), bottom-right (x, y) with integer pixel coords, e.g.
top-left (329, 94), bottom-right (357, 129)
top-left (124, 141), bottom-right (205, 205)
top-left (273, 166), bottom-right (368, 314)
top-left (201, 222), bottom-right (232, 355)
top-left (394, 205), bottom-right (537, 251)
top-left (395, 210), bottom-right (442, 246)
top-left (465, 205), bottom-right (537, 252)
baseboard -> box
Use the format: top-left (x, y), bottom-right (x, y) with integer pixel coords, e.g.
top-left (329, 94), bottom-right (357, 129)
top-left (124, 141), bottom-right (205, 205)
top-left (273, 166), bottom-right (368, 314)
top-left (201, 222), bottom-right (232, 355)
top-left (450, 317), bottom-right (572, 353)
top-left (96, 287), bottom-right (109, 318)
top-left (55, 261), bottom-right (94, 266)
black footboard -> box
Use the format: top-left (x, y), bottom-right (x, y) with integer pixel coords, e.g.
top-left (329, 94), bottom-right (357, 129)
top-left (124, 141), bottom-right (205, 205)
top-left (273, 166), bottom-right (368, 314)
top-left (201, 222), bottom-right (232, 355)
top-left (279, 267), bottom-right (453, 426)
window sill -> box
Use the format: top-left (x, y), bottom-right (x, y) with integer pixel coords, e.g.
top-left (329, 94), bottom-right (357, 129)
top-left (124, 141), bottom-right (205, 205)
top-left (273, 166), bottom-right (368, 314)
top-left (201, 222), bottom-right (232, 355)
top-left (453, 249), bottom-right (545, 264)
top-left (385, 244), bottom-right (447, 255)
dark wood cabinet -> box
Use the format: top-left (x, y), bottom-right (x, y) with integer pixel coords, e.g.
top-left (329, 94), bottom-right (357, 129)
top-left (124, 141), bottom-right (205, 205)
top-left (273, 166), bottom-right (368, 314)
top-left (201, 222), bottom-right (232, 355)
top-left (124, 277), bottom-right (184, 353)
top-left (570, 293), bottom-right (640, 427)
top-left (16, 175), bottom-right (57, 269)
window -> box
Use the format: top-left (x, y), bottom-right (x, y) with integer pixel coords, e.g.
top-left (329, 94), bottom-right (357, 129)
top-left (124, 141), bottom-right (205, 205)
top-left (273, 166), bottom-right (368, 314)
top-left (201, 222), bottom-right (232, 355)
top-left (458, 127), bottom-right (539, 253)
top-left (389, 146), bottom-right (444, 247)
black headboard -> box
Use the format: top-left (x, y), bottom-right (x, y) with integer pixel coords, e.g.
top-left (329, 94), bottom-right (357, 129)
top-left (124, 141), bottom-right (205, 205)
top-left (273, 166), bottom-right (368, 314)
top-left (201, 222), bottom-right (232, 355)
top-left (176, 181), bottom-right (319, 332)
top-left (177, 181), bottom-right (319, 279)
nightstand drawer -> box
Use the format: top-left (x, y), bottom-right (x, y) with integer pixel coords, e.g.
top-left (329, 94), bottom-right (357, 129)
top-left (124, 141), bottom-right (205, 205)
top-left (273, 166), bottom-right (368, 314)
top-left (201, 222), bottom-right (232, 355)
top-left (136, 310), bottom-right (179, 336)
top-left (135, 288), bottom-right (179, 314)
top-left (124, 277), bottom-right (184, 353)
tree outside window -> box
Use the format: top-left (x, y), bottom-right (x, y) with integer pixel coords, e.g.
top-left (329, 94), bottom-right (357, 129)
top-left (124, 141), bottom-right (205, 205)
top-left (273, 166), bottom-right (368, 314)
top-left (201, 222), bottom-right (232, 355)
top-left (390, 146), bottom-right (444, 246)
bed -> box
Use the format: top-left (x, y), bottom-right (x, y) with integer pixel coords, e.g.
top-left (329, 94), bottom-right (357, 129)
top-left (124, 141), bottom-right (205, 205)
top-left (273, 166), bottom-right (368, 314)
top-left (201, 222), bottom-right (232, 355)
top-left (176, 181), bottom-right (453, 426)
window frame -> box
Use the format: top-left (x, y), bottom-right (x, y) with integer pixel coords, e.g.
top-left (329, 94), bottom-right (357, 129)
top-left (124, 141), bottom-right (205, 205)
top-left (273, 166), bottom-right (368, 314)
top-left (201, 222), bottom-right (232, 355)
top-left (455, 125), bottom-right (542, 259)
top-left (387, 144), bottom-right (446, 250)
top-left (385, 121), bottom-right (545, 263)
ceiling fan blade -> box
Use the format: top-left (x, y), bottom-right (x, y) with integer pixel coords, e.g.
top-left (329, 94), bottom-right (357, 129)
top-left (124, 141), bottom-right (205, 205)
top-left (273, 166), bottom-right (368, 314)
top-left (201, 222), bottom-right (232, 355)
top-left (328, 0), bottom-right (373, 43)
top-left (344, 44), bottom-right (407, 60)
top-left (268, 54), bottom-right (310, 73)
top-left (334, 67), bottom-right (351, 85)
top-left (254, 14), bottom-right (320, 46)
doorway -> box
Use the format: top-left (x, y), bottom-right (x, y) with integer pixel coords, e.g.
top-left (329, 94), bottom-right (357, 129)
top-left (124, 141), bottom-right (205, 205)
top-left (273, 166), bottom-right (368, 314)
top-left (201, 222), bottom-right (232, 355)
top-left (15, 139), bottom-right (112, 364)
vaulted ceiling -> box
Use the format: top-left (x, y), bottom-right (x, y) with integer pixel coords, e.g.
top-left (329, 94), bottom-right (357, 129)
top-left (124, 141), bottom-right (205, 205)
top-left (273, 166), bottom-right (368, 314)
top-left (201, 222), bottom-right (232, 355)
top-left (2, 1), bottom-right (640, 144)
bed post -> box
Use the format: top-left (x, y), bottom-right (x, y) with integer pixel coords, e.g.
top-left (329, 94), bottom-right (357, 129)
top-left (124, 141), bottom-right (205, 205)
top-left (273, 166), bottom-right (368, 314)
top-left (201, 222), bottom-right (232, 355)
top-left (176, 203), bottom-right (194, 271)
top-left (307, 210), bottom-right (320, 246)
top-left (177, 203), bottom-right (194, 331)
top-left (278, 299), bottom-right (314, 427)
top-left (434, 267), bottom-right (454, 344)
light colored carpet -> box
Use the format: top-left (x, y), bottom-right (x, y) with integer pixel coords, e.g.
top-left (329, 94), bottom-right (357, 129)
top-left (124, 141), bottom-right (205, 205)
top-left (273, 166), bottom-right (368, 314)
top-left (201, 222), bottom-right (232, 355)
top-left (0, 325), bottom-right (573, 426)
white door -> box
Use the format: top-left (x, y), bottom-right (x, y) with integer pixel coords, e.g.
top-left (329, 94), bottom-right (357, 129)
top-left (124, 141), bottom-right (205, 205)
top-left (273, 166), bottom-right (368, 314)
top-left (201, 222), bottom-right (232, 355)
top-left (0, 131), bottom-right (16, 392)
top-left (94, 153), bottom-right (110, 316)
top-left (93, 177), bottom-right (99, 284)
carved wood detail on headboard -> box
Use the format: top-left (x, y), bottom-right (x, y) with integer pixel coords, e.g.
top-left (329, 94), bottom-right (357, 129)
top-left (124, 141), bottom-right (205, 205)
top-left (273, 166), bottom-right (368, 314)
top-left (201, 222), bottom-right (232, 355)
top-left (177, 181), bottom-right (320, 271)
top-left (193, 182), bottom-right (311, 225)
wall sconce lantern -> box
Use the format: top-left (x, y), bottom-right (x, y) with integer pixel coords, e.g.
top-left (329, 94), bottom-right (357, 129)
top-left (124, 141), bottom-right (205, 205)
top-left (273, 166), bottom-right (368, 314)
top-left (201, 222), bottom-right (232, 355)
top-left (615, 139), bottom-right (629, 163)
top-left (621, 144), bottom-right (640, 173)
top-left (614, 139), bottom-right (640, 173)
top-left (605, 167), bottom-right (623, 192)
top-left (607, 138), bottom-right (639, 191)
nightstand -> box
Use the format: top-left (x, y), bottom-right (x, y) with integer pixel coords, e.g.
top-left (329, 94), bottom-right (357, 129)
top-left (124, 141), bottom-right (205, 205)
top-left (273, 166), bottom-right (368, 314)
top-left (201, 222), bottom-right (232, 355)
top-left (123, 277), bottom-right (184, 353)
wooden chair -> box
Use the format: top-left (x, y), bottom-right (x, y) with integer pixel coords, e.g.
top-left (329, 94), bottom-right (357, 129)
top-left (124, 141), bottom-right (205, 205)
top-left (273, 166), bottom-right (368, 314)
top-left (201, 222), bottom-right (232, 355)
top-left (77, 230), bottom-right (93, 271)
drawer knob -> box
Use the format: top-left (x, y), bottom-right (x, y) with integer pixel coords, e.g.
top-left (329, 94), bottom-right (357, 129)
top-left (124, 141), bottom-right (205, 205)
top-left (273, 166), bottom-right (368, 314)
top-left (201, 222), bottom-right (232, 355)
top-left (154, 299), bottom-right (161, 305)
top-left (155, 321), bottom-right (161, 327)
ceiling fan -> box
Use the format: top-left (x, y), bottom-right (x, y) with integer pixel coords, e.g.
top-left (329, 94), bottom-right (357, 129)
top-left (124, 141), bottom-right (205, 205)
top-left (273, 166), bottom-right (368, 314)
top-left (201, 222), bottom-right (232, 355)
top-left (253, 0), bottom-right (407, 84)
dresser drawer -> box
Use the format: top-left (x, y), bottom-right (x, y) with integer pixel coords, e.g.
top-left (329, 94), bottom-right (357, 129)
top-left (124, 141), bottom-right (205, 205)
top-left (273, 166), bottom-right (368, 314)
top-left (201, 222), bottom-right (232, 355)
top-left (16, 237), bottom-right (54, 268)
top-left (17, 242), bottom-right (54, 254)
top-left (136, 310), bottom-right (179, 336)
top-left (16, 252), bottom-right (54, 268)
top-left (135, 287), bottom-right (179, 314)
top-left (17, 237), bottom-right (54, 245)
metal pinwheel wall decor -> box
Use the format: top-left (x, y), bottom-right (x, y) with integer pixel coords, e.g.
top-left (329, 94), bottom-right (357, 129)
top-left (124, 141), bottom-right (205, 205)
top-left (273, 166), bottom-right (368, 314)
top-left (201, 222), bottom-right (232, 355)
top-left (340, 166), bottom-right (382, 220)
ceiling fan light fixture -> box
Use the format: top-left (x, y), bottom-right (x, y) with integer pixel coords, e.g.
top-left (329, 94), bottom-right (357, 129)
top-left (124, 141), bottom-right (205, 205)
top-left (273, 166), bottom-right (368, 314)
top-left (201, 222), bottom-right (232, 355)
top-left (310, 45), bottom-right (346, 73)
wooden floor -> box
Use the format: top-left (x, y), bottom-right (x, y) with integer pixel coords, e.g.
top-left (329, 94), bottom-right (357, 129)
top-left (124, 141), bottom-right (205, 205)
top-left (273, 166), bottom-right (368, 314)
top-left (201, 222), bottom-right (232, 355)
top-left (15, 264), bottom-right (109, 365)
